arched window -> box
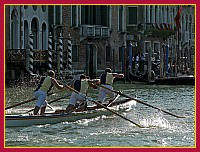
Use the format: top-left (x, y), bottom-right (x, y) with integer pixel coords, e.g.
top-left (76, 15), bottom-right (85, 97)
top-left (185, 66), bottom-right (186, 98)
top-left (24, 20), bottom-right (29, 49)
top-left (11, 8), bottom-right (19, 49)
top-left (42, 23), bottom-right (47, 50)
top-left (33, 6), bottom-right (37, 11)
top-left (42, 6), bottom-right (46, 12)
top-left (31, 17), bottom-right (39, 49)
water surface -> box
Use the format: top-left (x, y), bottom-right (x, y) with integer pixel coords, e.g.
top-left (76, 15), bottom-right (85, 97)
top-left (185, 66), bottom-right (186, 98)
top-left (5, 83), bottom-right (195, 147)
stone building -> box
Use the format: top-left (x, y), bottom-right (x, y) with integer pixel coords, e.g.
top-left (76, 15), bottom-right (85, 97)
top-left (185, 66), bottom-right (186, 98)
top-left (5, 5), bottom-right (50, 80)
top-left (62, 5), bottom-right (195, 78)
top-left (5, 5), bottom-right (195, 81)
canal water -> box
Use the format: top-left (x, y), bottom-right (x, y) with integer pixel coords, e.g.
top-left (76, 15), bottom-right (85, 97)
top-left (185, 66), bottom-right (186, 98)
top-left (5, 82), bottom-right (195, 147)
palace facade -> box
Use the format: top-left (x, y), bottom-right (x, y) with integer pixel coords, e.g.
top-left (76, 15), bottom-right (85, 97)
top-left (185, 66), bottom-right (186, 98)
top-left (5, 5), bottom-right (195, 80)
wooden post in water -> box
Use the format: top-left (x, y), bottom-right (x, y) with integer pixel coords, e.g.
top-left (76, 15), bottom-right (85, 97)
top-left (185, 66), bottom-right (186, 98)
top-left (122, 43), bottom-right (126, 83)
top-left (48, 32), bottom-right (53, 70)
top-left (67, 35), bottom-right (72, 76)
top-left (58, 33), bottom-right (63, 74)
top-left (165, 44), bottom-right (169, 77)
top-left (148, 46), bottom-right (152, 82)
top-left (124, 46), bottom-right (127, 83)
top-left (28, 32), bottom-right (34, 74)
top-left (160, 44), bottom-right (164, 78)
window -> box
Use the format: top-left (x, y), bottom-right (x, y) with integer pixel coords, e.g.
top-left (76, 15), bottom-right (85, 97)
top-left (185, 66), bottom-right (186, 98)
top-left (186, 15), bottom-right (188, 31)
top-left (81, 5), bottom-right (109, 26)
top-left (11, 10), bottom-right (19, 49)
top-left (48, 6), bottom-right (54, 27)
top-left (150, 6), bottom-right (153, 23)
top-left (119, 47), bottom-right (123, 62)
top-left (118, 6), bottom-right (123, 31)
top-left (128, 7), bottom-right (137, 25)
top-left (166, 6), bottom-right (169, 23)
top-left (24, 21), bottom-right (29, 49)
top-left (56, 6), bottom-right (61, 25)
top-left (31, 18), bottom-right (38, 49)
top-left (106, 46), bottom-right (111, 62)
top-left (33, 6), bottom-right (37, 11)
top-left (42, 6), bottom-right (46, 12)
top-left (42, 23), bottom-right (47, 50)
top-left (97, 51), bottom-right (101, 64)
top-left (72, 6), bottom-right (77, 27)
top-left (72, 45), bottom-right (78, 62)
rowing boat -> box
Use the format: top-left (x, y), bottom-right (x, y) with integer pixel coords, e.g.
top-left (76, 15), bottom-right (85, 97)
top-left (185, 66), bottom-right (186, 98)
top-left (5, 98), bottom-right (136, 127)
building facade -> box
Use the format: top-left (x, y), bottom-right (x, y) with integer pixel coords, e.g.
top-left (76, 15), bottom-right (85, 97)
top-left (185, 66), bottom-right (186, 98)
top-left (5, 5), bottom-right (195, 81)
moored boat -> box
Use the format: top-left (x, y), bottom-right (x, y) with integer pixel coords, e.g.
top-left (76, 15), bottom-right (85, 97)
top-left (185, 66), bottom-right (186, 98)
top-left (6, 98), bottom-right (136, 127)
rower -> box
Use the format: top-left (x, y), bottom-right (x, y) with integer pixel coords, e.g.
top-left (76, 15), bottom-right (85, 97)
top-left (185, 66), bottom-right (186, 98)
top-left (97, 68), bottom-right (124, 104)
top-left (33, 70), bottom-right (65, 115)
top-left (65, 74), bottom-right (99, 113)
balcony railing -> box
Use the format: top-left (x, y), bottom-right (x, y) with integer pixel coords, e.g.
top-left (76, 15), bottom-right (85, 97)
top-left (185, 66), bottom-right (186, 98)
top-left (6, 49), bottom-right (26, 62)
top-left (33, 50), bottom-right (47, 62)
top-left (80, 25), bottom-right (110, 37)
top-left (6, 49), bottom-right (48, 63)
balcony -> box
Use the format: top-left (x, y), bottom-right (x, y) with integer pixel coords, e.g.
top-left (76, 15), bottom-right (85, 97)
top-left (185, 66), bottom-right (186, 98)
top-left (6, 49), bottom-right (26, 68)
top-left (80, 25), bottom-right (110, 38)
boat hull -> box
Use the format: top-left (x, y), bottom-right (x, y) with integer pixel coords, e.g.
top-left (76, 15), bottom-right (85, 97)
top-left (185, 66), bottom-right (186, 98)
top-left (6, 99), bottom-right (136, 127)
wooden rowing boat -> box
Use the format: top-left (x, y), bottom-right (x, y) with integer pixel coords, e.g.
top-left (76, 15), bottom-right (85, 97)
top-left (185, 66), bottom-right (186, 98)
top-left (5, 98), bottom-right (136, 127)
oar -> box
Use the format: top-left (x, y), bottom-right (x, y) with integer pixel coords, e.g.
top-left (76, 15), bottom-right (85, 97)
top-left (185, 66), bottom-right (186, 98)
top-left (5, 90), bottom-right (64, 110)
top-left (65, 85), bottom-right (144, 128)
top-left (5, 98), bottom-right (37, 110)
top-left (47, 103), bottom-right (55, 111)
top-left (107, 93), bottom-right (120, 107)
top-left (98, 85), bottom-right (186, 118)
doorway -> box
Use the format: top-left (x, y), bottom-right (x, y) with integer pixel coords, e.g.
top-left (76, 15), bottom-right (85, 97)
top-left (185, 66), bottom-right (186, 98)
top-left (86, 44), bottom-right (97, 79)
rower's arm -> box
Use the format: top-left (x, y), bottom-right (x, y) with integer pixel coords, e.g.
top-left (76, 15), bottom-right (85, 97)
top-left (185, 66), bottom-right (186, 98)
top-left (88, 79), bottom-right (100, 84)
top-left (112, 73), bottom-right (124, 78)
top-left (51, 78), bottom-right (65, 90)
top-left (88, 79), bottom-right (100, 88)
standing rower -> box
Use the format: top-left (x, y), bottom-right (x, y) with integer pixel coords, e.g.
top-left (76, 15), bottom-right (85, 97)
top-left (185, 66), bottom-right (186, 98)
top-left (65, 74), bottom-right (99, 113)
top-left (97, 68), bottom-right (124, 103)
top-left (33, 70), bottom-right (65, 115)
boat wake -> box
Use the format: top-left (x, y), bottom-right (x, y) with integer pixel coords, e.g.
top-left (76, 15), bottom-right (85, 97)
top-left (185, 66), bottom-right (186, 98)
top-left (139, 116), bottom-right (171, 128)
top-left (129, 112), bottom-right (171, 129)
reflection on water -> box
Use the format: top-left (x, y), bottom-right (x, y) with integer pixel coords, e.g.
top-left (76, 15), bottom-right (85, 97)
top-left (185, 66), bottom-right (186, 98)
top-left (5, 82), bottom-right (195, 147)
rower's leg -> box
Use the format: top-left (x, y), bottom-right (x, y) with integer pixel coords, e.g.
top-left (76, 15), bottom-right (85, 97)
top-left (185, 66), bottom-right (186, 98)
top-left (65, 104), bottom-right (75, 113)
top-left (33, 106), bottom-right (40, 115)
top-left (77, 101), bottom-right (87, 110)
top-left (97, 88), bottom-right (106, 103)
top-left (40, 106), bottom-right (46, 115)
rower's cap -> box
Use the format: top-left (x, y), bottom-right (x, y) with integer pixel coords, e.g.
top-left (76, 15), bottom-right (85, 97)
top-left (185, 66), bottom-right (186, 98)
top-left (105, 68), bottom-right (112, 73)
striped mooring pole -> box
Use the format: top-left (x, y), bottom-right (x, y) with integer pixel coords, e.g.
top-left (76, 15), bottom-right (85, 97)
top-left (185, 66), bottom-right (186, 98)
top-left (58, 33), bottom-right (63, 74)
top-left (67, 36), bottom-right (72, 76)
top-left (28, 32), bottom-right (34, 74)
top-left (48, 32), bottom-right (53, 70)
